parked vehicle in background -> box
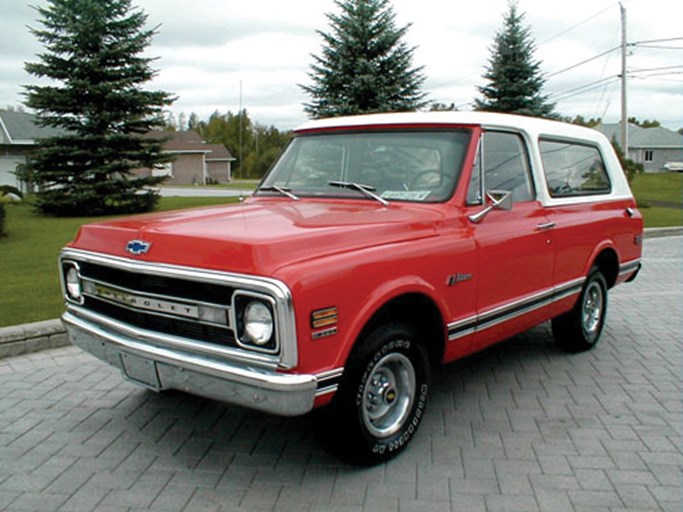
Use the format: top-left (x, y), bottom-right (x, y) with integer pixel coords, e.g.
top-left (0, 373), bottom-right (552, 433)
top-left (59, 112), bottom-right (643, 464)
top-left (662, 162), bottom-right (683, 172)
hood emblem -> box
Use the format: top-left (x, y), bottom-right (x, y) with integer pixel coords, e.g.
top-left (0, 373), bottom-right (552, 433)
top-left (126, 239), bottom-right (152, 255)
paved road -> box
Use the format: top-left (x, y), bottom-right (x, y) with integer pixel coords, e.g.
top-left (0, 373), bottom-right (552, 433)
top-left (156, 187), bottom-right (251, 198)
top-left (0, 237), bottom-right (681, 512)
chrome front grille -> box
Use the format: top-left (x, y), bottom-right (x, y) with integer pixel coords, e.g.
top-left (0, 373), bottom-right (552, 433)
top-left (60, 248), bottom-right (299, 369)
top-left (76, 261), bottom-right (237, 348)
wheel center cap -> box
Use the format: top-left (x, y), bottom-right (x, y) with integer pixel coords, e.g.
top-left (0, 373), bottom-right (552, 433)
top-left (384, 388), bottom-right (397, 405)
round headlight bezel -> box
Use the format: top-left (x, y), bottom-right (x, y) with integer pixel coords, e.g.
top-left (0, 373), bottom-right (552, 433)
top-left (233, 292), bottom-right (278, 353)
top-left (63, 262), bottom-right (84, 303)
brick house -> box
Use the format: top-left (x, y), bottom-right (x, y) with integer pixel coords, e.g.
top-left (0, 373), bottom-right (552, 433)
top-left (1, 110), bottom-right (236, 189)
top-left (139, 130), bottom-right (236, 185)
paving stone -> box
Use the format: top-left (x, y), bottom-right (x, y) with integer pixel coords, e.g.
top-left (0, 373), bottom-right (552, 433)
top-left (147, 484), bottom-right (195, 511)
top-left (485, 494), bottom-right (539, 512)
top-left (6, 492), bottom-right (69, 511)
top-left (0, 235), bottom-right (680, 512)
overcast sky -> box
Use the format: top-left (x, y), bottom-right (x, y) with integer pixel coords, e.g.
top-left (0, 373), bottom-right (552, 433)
top-left (1, 0), bottom-right (681, 130)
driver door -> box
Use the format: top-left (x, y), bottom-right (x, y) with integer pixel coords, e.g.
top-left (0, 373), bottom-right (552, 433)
top-left (465, 131), bottom-right (555, 351)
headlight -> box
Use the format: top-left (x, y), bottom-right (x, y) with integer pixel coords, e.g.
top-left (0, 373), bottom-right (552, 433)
top-left (243, 301), bottom-right (274, 346)
top-left (64, 264), bottom-right (83, 302)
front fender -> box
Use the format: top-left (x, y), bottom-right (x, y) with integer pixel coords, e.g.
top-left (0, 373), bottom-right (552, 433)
top-left (336, 275), bottom-right (447, 367)
top-left (276, 234), bottom-right (475, 376)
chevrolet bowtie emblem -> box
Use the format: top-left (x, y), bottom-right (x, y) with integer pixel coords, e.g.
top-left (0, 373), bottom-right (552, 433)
top-left (126, 239), bottom-right (152, 255)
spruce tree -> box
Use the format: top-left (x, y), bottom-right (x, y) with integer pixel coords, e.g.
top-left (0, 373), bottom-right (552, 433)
top-left (302, 0), bottom-right (427, 119)
top-left (475, 1), bottom-right (556, 118)
top-left (21, 0), bottom-right (175, 216)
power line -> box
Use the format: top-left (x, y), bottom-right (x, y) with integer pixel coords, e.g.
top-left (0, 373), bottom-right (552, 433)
top-left (634, 45), bottom-right (683, 50)
top-left (630, 65), bottom-right (683, 73)
top-left (549, 75), bottom-right (620, 101)
top-left (632, 36), bottom-right (683, 45)
top-left (546, 46), bottom-right (620, 78)
top-left (538, 3), bottom-right (618, 46)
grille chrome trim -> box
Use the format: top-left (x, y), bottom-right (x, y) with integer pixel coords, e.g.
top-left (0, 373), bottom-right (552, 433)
top-left (82, 277), bottom-right (231, 327)
top-left (60, 248), bottom-right (299, 369)
top-left (68, 306), bottom-right (280, 368)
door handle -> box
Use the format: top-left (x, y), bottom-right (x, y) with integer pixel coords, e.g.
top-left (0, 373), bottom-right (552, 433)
top-left (536, 222), bottom-right (556, 231)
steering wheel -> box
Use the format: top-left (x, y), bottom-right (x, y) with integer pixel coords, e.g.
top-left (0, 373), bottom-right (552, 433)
top-left (409, 170), bottom-right (442, 190)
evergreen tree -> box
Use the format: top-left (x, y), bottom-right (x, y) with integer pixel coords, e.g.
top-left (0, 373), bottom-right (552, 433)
top-left (302, 0), bottom-right (427, 119)
top-left (21, 0), bottom-right (175, 216)
top-left (194, 110), bottom-right (292, 180)
top-left (475, 1), bottom-right (556, 118)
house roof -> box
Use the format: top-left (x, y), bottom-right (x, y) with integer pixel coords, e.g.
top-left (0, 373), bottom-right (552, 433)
top-left (596, 122), bottom-right (683, 149)
top-left (0, 109), bottom-right (64, 144)
top-left (146, 130), bottom-right (235, 159)
top-left (204, 144), bottom-right (235, 161)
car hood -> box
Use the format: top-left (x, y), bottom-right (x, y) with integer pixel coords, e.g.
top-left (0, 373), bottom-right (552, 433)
top-left (68, 198), bottom-right (443, 276)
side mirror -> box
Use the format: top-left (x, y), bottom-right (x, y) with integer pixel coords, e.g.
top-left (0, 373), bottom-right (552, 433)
top-left (468, 190), bottom-right (512, 224)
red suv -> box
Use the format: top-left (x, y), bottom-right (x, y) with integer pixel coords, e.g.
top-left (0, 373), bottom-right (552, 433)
top-left (60, 112), bottom-right (643, 464)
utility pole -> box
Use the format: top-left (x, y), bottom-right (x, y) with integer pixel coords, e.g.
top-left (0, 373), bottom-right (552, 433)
top-left (239, 80), bottom-right (243, 180)
top-left (620, 3), bottom-right (628, 156)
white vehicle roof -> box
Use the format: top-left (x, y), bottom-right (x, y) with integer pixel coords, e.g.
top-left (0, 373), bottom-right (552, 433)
top-left (295, 111), bottom-right (633, 206)
top-left (296, 111), bottom-right (608, 145)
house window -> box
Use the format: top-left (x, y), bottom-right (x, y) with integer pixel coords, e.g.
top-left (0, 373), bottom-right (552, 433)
top-left (643, 150), bottom-right (653, 162)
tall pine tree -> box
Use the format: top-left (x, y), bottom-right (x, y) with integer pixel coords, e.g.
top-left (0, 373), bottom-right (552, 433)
top-left (302, 0), bottom-right (427, 119)
top-left (21, 0), bottom-right (175, 216)
top-left (475, 1), bottom-right (556, 118)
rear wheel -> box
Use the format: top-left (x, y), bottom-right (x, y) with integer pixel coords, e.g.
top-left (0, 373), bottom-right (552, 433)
top-left (552, 268), bottom-right (608, 352)
top-left (320, 323), bottom-right (430, 465)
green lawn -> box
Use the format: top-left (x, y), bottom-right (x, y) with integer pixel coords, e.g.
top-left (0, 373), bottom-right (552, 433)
top-left (0, 197), bottom-right (236, 328)
top-left (1, 174), bottom-right (681, 328)
top-left (630, 172), bottom-right (683, 227)
top-left (162, 179), bottom-right (259, 191)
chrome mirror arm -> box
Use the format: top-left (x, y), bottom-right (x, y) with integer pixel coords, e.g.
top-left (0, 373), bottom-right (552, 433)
top-left (468, 190), bottom-right (512, 224)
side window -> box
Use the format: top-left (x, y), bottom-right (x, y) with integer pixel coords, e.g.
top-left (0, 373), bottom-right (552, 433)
top-left (540, 139), bottom-right (611, 197)
top-left (466, 131), bottom-right (534, 205)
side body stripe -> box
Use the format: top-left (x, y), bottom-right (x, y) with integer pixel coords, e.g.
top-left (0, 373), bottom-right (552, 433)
top-left (447, 278), bottom-right (585, 341)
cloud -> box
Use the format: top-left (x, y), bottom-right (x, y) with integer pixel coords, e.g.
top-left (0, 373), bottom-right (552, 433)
top-left (1, 0), bottom-right (681, 129)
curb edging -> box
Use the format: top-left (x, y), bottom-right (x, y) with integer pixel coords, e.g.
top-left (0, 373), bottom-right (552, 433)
top-left (0, 319), bottom-right (69, 360)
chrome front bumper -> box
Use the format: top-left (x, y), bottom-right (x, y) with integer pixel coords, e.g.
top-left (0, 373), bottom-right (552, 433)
top-left (62, 311), bottom-right (319, 416)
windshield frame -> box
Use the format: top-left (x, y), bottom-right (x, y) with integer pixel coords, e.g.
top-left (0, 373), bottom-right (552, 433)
top-left (256, 127), bottom-right (473, 204)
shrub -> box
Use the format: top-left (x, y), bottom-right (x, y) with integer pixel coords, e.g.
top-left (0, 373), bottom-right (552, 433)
top-left (0, 184), bottom-right (23, 199)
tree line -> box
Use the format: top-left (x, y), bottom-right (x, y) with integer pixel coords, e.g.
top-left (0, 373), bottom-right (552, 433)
top-left (162, 109), bottom-right (291, 181)
top-left (19, 0), bottom-right (650, 216)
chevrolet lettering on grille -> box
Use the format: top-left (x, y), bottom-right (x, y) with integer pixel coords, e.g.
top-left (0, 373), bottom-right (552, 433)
top-left (92, 283), bottom-right (199, 319)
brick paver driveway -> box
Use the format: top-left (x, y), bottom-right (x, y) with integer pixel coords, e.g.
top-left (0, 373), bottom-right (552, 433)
top-left (1, 236), bottom-right (681, 512)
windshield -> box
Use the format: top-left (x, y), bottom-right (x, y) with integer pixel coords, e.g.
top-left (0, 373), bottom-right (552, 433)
top-left (258, 129), bottom-right (472, 203)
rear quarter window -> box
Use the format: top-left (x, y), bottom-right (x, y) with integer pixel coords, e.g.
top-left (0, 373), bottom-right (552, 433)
top-left (539, 139), bottom-right (612, 198)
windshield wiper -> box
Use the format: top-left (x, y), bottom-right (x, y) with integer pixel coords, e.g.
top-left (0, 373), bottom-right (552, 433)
top-left (258, 185), bottom-right (300, 201)
top-left (328, 181), bottom-right (390, 207)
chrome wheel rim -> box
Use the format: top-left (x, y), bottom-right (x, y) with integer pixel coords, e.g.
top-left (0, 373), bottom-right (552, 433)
top-left (362, 352), bottom-right (416, 438)
top-left (582, 281), bottom-right (604, 336)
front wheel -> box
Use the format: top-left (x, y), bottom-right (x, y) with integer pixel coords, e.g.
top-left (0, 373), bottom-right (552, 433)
top-left (552, 268), bottom-right (608, 352)
top-left (320, 323), bottom-right (430, 465)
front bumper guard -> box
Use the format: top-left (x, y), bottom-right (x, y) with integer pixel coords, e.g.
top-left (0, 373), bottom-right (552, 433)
top-left (62, 311), bottom-right (321, 416)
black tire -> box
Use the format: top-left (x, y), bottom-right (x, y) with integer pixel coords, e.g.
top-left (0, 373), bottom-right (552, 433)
top-left (552, 268), bottom-right (608, 353)
top-left (320, 323), bottom-right (430, 465)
